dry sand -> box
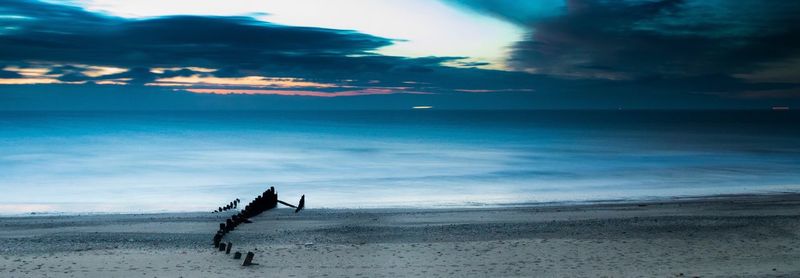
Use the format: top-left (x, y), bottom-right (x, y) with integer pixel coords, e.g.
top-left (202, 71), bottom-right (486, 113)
top-left (1, 193), bottom-right (799, 277)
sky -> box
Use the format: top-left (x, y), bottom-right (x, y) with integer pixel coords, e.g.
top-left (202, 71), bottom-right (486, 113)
top-left (1, 0), bottom-right (799, 110)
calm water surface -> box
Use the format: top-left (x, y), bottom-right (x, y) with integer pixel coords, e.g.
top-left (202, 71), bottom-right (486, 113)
top-left (1, 110), bottom-right (799, 213)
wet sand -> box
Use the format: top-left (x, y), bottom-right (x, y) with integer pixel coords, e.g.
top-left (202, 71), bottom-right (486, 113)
top-left (1, 193), bottom-right (799, 277)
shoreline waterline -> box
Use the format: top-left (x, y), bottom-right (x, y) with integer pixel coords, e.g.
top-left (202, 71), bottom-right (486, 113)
top-left (3, 189), bottom-right (799, 217)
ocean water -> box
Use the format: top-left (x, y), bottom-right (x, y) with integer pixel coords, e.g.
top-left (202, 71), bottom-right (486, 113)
top-left (1, 110), bottom-right (799, 214)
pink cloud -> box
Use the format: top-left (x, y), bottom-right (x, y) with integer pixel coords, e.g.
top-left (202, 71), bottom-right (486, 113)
top-left (184, 88), bottom-right (434, 97)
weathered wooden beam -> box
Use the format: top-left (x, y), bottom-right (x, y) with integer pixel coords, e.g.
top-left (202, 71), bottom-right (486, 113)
top-left (277, 200), bottom-right (296, 208)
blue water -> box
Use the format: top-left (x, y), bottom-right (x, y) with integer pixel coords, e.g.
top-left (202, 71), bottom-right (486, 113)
top-left (1, 110), bottom-right (799, 214)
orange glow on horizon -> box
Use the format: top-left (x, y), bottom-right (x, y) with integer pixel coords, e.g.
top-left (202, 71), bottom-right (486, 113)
top-left (153, 75), bottom-right (337, 88)
top-left (184, 88), bottom-right (433, 97)
top-left (0, 78), bottom-right (62, 84)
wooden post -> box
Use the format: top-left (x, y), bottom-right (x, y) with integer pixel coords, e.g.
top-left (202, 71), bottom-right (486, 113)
top-left (242, 252), bottom-right (255, 266)
top-left (295, 195), bottom-right (305, 213)
top-left (233, 251), bottom-right (242, 259)
top-left (213, 233), bottom-right (221, 248)
top-left (225, 242), bottom-right (232, 254)
top-left (218, 243), bottom-right (226, 251)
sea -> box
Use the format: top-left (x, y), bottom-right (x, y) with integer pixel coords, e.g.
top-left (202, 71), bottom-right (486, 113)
top-left (1, 110), bottom-right (799, 214)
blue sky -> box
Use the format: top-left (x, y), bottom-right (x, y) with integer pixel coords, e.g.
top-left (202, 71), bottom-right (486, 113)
top-left (1, 0), bottom-right (799, 109)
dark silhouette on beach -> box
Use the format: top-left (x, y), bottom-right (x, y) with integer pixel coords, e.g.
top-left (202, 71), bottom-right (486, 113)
top-left (210, 186), bottom-right (305, 266)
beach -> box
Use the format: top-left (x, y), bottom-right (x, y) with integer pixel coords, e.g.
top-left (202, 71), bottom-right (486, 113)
top-left (1, 193), bottom-right (799, 277)
top-left (3, 1), bottom-right (800, 277)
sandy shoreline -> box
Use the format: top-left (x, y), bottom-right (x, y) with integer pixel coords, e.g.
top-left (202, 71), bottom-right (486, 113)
top-left (1, 193), bottom-right (799, 277)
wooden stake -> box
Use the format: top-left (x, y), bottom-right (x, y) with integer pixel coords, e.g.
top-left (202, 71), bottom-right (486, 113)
top-left (242, 252), bottom-right (255, 266)
top-left (295, 195), bottom-right (305, 213)
top-left (213, 233), bottom-right (221, 248)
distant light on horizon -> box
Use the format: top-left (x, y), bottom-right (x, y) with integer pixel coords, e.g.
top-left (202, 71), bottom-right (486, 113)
top-left (413, 106), bottom-right (433, 109)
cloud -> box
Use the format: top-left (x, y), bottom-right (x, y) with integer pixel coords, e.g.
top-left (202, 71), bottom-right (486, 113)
top-left (184, 88), bottom-right (433, 97)
top-left (0, 64), bottom-right (62, 84)
top-left (454, 88), bottom-right (535, 93)
top-left (0, 1), bottom-right (489, 89)
top-left (447, 0), bottom-right (566, 24)
top-left (703, 87), bottom-right (800, 100)
top-left (159, 68), bottom-right (202, 78)
top-left (0, 67), bottom-right (23, 78)
top-left (0, 0), bottom-right (798, 109)
top-left (150, 75), bottom-right (339, 88)
top-left (452, 0), bottom-right (800, 80)
top-left (733, 57), bottom-right (800, 84)
top-left (90, 67), bottom-right (159, 84)
top-left (0, 0), bottom-right (392, 72)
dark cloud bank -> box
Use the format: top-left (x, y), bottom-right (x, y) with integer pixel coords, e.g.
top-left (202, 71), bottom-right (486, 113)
top-left (1, 0), bottom-right (799, 110)
top-left (451, 0), bottom-right (800, 78)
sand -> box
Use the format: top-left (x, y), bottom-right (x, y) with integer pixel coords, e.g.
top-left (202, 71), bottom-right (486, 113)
top-left (1, 193), bottom-right (799, 277)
